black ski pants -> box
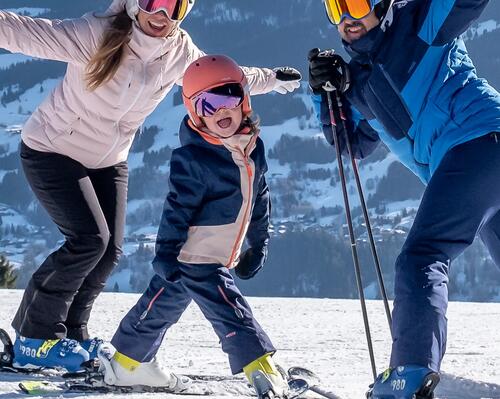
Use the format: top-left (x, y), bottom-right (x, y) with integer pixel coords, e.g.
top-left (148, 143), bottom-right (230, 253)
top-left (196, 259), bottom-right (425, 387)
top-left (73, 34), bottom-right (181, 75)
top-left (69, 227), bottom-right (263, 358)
top-left (12, 142), bottom-right (128, 340)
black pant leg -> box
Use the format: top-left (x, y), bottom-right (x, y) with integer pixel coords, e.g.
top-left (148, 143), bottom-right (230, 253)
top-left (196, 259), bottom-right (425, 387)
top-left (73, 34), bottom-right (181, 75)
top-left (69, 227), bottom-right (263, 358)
top-left (12, 142), bottom-right (110, 339)
top-left (65, 162), bottom-right (128, 340)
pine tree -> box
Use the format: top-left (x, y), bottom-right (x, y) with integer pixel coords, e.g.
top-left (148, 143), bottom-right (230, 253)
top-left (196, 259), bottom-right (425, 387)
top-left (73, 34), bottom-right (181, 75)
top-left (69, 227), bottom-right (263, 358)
top-left (0, 254), bottom-right (17, 288)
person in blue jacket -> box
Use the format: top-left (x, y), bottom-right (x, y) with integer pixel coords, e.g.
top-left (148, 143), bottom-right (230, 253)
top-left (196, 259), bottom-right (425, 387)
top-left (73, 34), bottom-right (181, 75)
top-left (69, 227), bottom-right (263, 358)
top-left (308, 0), bottom-right (500, 397)
top-left (98, 55), bottom-right (299, 398)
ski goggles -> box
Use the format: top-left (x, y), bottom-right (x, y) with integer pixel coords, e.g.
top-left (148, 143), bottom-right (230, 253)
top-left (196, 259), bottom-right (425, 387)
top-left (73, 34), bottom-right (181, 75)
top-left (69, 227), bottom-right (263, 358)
top-left (323, 0), bottom-right (375, 25)
top-left (192, 91), bottom-right (244, 118)
top-left (137, 0), bottom-right (190, 21)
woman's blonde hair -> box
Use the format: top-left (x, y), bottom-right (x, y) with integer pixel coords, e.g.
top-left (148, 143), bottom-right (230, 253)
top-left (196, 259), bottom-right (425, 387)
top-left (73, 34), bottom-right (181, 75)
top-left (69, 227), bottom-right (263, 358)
top-left (86, 10), bottom-right (132, 91)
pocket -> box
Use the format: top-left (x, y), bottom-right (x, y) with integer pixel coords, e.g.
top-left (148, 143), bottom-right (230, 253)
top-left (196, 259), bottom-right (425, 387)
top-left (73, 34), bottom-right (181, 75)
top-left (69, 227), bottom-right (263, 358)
top-left (67, 116), bottom-right (81, 136)
top-left (218, 285), bottom-right (245, 320)
top-left (364, 64), bottom-right (414, 140)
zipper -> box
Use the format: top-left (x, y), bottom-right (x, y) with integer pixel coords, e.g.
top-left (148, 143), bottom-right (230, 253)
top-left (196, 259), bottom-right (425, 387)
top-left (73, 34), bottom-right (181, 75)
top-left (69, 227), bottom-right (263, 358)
top-left (227, 151), bottom-right (253, 268)
top-left (218, 285), bottom-right (244, 320)
top-left (367, 64), bottom-right (429, 167)
top-left (379, 64), bottom-right (414, 125)
top-left (366, 78), bottom-right (410, 141)
top-left (95, 60), bottom-right (150, 167)
top-left (135, 287), bottom-right (165, 327)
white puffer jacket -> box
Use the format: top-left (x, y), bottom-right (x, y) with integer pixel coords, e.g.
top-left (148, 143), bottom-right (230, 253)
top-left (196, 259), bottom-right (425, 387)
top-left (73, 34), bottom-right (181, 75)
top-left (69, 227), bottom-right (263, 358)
top-left (0, 0), bottom-right (277, 168)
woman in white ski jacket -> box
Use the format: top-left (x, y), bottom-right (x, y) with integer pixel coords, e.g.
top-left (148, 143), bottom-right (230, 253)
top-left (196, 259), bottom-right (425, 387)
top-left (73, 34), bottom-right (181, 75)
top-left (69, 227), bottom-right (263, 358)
top-left (0, 0), bottom-right (301, 371)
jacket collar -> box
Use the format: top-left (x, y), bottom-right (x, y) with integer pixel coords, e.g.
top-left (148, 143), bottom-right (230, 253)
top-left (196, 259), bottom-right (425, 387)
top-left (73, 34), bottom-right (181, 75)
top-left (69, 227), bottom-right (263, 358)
top-left (180, 117), bottom-right (258, 158)
top-left (343, 24), bottom-right (386, 64)
top-left (127, 22), bottom-right (180, 62)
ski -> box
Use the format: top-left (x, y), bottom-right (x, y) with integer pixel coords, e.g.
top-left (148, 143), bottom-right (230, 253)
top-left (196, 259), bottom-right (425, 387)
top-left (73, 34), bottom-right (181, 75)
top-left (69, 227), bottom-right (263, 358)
top-left (19, 379), bottom-right (220, 396)
top-left (18, 376), bottom-right (309, 397)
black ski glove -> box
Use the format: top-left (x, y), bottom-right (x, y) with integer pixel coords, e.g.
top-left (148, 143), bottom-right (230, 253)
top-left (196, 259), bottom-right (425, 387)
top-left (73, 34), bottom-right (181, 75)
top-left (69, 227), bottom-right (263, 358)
top-left (234, 247), bottom-right (268, 280)
top-left (308, 48), bottom-right (350, 94)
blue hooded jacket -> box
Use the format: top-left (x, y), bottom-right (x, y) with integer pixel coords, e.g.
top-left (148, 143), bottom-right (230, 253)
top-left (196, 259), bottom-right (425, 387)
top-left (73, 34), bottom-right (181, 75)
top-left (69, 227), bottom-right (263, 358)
top-left (314, 0), bottom-right (500, 183)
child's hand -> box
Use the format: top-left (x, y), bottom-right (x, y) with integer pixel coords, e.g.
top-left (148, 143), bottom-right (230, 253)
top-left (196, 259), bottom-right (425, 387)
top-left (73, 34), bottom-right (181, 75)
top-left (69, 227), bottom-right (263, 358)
top-left (234, 247), bottom-right (268, 280)
top-left (272, 67), bottom-right (302, 94)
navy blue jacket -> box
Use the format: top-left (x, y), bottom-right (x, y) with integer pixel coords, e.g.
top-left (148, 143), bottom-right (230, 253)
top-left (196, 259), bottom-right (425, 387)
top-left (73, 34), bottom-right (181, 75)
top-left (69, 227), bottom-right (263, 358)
top-left (152, 116), bottom-right (270, 277)
top-left (314, 0), bottom-right (500, 183)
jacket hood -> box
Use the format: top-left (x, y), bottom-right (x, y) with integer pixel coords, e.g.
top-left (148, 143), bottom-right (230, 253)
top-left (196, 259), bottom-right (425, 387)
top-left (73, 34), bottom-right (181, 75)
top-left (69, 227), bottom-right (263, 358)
top-left (99, 0), bottom-right (182, 61)
top-left (105, 0), bottom-right (127, 15)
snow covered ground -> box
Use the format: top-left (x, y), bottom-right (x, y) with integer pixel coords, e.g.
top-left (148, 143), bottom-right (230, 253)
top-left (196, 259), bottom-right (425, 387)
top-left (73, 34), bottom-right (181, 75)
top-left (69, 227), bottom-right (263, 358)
top-left (0, 290), bottom-right (499, 398)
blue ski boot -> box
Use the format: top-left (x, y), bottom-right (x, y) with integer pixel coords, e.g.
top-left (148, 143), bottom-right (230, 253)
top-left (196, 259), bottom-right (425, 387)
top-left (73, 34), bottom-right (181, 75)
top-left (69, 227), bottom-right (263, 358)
top-left (79, 337), bottom-right (104, 360)
top-left (13, 335), bottom-right (89, 372)
top-left (367, 365), bottom-right (440, 399)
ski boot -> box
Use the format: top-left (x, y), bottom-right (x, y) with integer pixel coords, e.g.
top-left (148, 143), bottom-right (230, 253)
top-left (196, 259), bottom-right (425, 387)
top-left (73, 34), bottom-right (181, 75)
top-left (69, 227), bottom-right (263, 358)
top-left (12, 335), bottom-right (89, 372)
top-left (0, 329), bottom-right (15, 371)
top-left (79, 337), bottom-right (104, 360)
top-left (98, 346), bottom-right (190, 390)
top-left (244, 354), bottom-right (289, 398)
top-left (367, 365), bottom-right (440, 399)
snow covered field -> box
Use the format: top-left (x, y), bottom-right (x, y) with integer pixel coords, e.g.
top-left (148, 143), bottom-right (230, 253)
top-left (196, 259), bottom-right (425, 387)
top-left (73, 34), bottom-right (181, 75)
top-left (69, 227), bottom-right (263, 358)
top-left (0, 290), bottom-right (499, 398)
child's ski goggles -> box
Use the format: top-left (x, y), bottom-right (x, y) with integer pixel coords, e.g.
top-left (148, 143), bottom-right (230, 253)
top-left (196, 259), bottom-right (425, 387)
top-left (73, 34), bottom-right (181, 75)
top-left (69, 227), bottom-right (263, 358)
top-left (192, 84), bottom-right (244, 117)
top-left (323, 0), bottom-right (377, 25)
top-left (137, 0), bottom-right (190, 21)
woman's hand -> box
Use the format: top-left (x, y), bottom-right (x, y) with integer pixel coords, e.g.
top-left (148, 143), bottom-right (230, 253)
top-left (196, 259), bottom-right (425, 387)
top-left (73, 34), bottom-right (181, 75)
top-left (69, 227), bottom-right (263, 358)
top-left (272, 67), bottom-right (302, 94)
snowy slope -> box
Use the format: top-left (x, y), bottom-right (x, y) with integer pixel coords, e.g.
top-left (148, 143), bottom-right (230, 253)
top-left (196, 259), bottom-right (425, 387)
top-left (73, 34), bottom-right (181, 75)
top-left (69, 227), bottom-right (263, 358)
top-left (0, 290), bottom-right (499, 398)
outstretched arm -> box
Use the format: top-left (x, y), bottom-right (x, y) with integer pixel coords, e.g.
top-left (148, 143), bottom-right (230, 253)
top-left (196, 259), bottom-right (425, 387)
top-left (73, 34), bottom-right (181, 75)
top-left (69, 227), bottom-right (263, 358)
top-left (417, 0), bottom-right (490, 45)
top-left (0, 11), bottom-right (96, 64)
top-left (175, 32), bottom-right (300, 94)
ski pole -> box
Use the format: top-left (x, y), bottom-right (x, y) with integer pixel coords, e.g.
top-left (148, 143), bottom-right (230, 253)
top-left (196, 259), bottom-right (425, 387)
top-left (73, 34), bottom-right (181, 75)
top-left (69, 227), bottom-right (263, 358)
top-left (323, 84), bottom-right (377, 381)
top-left (332, 90), bottom-right (393, 335)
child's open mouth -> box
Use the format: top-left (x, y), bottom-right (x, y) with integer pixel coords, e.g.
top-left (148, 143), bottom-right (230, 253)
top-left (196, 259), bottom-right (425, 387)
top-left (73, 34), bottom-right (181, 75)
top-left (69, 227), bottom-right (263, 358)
top-left (217, 117), bottom-right (232, 129)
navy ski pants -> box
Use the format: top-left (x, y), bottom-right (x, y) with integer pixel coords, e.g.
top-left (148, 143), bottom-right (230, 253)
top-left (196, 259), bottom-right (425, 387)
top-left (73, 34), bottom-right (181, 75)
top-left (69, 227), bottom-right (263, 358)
top-left (390, 133), bottom-right (500, 372)
top-left (111, 264), bottom-right (275, 374)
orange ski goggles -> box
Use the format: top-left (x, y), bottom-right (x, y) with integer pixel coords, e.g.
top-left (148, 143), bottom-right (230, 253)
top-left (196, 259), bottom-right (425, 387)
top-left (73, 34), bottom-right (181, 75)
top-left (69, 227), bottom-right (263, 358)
top-left (323, 0), bottom-right (376, 25)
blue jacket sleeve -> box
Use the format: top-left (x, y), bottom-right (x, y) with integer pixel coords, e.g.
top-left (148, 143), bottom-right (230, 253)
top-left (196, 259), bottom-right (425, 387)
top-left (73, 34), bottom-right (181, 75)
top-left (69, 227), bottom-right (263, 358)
top-left (246, 160), bottom-right (271, 250)
top-left (417, 0), bottom-right (489, 45)
top-left (313, 93), bottom-right (380, 159)
top-left (246, 139), bottom-right (271, 248)
top-left (152, 149), bottom-right (205, 277)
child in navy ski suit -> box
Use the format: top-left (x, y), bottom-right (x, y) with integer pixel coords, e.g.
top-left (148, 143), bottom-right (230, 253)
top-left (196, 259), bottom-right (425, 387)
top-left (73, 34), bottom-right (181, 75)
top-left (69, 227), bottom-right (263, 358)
top-left (309, 0), bottom-right (500, 397)
top-left (102, 55), bottom-right (294, 397)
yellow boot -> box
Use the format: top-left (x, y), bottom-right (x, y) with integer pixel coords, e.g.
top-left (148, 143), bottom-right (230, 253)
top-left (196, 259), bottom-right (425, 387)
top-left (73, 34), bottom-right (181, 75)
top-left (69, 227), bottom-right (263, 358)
top-left (244, 354), bottom-right (288, 398)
